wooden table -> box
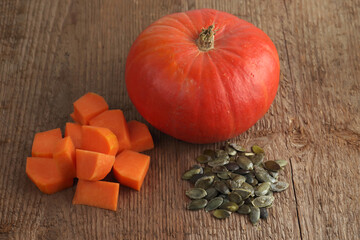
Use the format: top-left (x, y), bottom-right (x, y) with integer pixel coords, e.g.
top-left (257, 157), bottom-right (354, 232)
top-left (1, 0), bottom-right (359, 239)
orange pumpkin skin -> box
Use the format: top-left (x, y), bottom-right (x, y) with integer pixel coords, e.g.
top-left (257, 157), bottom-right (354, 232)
top-left (126, 9), bottom-right (280, 143)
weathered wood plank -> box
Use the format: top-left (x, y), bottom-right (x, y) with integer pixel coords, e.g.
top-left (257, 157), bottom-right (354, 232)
top-left (0, 0), bottom-right (359, 239)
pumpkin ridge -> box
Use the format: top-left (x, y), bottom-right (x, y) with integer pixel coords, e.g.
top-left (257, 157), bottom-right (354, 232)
top-left (166, 15), bottom-right (195, 37)
top-left (207, 53), bottom-right (235, 139)
top-left (182, 12), bottom-right (199, 36)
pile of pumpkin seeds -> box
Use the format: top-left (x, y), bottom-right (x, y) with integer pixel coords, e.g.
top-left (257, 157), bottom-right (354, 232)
top-left (182, 143), bottom-right (289, 225)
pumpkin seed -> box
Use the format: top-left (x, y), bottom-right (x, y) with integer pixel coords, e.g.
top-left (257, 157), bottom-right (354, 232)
top-left (251, 145), bottom-right (265, 154)
top-left (212, 209), bottom-right (231, 219)
top-left (229, 143), bottom-right (246, 152)
top-left (244, 152), bottom-right (255, 157)
top-left (188, 199), bottom-right (208, 210)
top-left (245, 197), bottom-right (255, 206)
top-left (270, 181), bottom-right (289, 192)
top-left (241, 182), bottom-right (255, 196)
top-left (203, 166), bottom-right (213, 175)
top-left (264, 161), bottom-right (281, 172)
top-left (203, 149), bottom-right (216, 159)
top-left (232, 188), bottom-right (252, 200)
top-left (245, 173), bottom-right (256, 185)
top-left (250, 206), bottom-right (260, 225)
top-left (205, 187), bottom-right (218, 200)
top-left (195, 175), bottom-right (214, 189)
top-left (237, 204), bottom-right (251, 215)
top-left (227, 178), bottom-right (245, 190)
top-left (260, 208), bottom-right (268, 219)
top-left (225, 145), bottom-right (237, 156)
top-left (205, 197), bottom-right (223, 212)
top-left (250, 178), bottom-right (258, 187)
top-left (228, 192), bottom-right (242, 204)
top-left (251, 153), bottom-right (264, 166)
top-left (182, 165), bottom-right (203, 180)
top-left (183, 143), bottom-right (289, 225)
top-left (255, 182), bottom-right (271, 196)
top-left (217, 172), bottom-right (230, 180)
top-left (275, 159), bottom-right (288, 168)
top-left (225, 162), bottom-right (239, 171)
top-left (196, 154), bottom-right (212, 164)
top-left (215, 149), bottom-right (228, 158)
top-left (252, 196), bottom-right (275, 208)
top-left (254, 166), bottom-right (277, 183)
top-left (214, 181), bottom-right (230, 195)
top-left (236, 156), bottom-right (254, 170)
top-left (189, 174), bottom-right (205, 184)
top-left (234, 168), bottom-right (250, 175)
top-left (229, 156), bottom-right (237, 162)
top-left (208, 156), bottom-right (230, 167)
top-left (266, 190), bottom-right (274, 197)
top-left (212, 165), bottom-right (228, 174)
top-left (186, 188), bottom-right (207, 199)
top-left (220, 201), bottom-right (239, 212)
top-left (269, 171), bottom-right (279, 178)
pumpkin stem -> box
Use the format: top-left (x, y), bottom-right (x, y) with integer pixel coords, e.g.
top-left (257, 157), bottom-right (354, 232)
top-left (196, 25), bottom-right (216, 51)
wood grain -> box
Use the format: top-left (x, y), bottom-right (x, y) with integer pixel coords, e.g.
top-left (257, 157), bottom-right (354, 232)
top-left (0, 0), bottom-right (359, 239)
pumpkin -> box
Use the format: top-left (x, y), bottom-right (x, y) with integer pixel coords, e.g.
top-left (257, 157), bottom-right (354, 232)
top-left (125, 8), bottom-right (280, 143)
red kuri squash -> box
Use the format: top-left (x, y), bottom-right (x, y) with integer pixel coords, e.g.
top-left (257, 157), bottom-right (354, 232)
top-left (126, 9), bottom-right (280, 143)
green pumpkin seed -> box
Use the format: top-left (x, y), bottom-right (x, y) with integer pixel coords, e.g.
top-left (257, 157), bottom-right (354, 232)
top-left (266, 190), bottom-right (274, 197)
top-left (236, 156), bottom-right (254, 170)
top-left (251, 145), bottom-right (264, 154)
top-left (228, 143), bottom-right (245, 152)
top-left (250, 206), bottom-right (260, 225)
top-left (245, 173), bottom-right (256, 185)
top-left (220, 201), bottom-right (239, 212)
top-left (212, 209), bottom-right (231, 219)
top-left (245, 197), bottom-right (255, 206)
top-left (234, 168), bottom-right (250, 175)
top-left (232, 188), bottom-right (252, 200)
top-left (186, 188), bottom-right (207, 199)
top-left (217, 172), bottom-right (230, 180)
top-left (195, 175), bottom-right (214, 189)
top-left (214, 181), bottom-right (230, 195)
top-left (270, 181), bottom-right (289, 192)
top-left (196, 154), bottom-right (212, 164)
top-left (255, 182), bottom-right (271, 196)
top-left (182, 166), bottom-right (203, 180)
top-left (189, 174), bottom-right (205, 184)
top-left (215, 149), bottom-right (228, 158)
top-left (237, 204), bottom-right (251, 215)
top-left (228, 192), bottom-right (243, 204)
top-left (205, 197), bottom-right (223, 212)
top-left (250, 178), bottom-right (258, 187)
top-left (244, 152), bottom-right (255, 157)
top-left (241, 182), bottom-right (255, 196)
top-left (205, 187), bottom-right (218, 200)
top-left (251, 153), bottom-right (264, 166)
top-left (203, 166), bottom-right (213, 175)
top-left (264, 161), bottom-right (281, 172)
top-left (260, 208), bottom-right (268, 219)
top-left (203, 149), bottom-right (216, 159)
top-left (212, 166), bottom-right (228, 173)
top-left (254, 166), bottom-right (277, 183)
top-left (225, 162), bottom-right (239, 171)
top-left (229, 156), bottom-right (237, 162)
top-left (275, 159), bottom-right (288, 168)
top-left (252, 196), bottom-right (275, 208)
top-left (188, 199), bottom-right (208, 210)
top-left (208, 156), bottom-right (230, 167)
top-left (269, 171), bottom-right (279, 178)
top-left (225, 145), bottom-right (237, 156)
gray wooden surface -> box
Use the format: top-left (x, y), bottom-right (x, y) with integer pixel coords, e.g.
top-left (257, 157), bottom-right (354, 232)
top-left (0, 0), bottom-right (359, 239)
